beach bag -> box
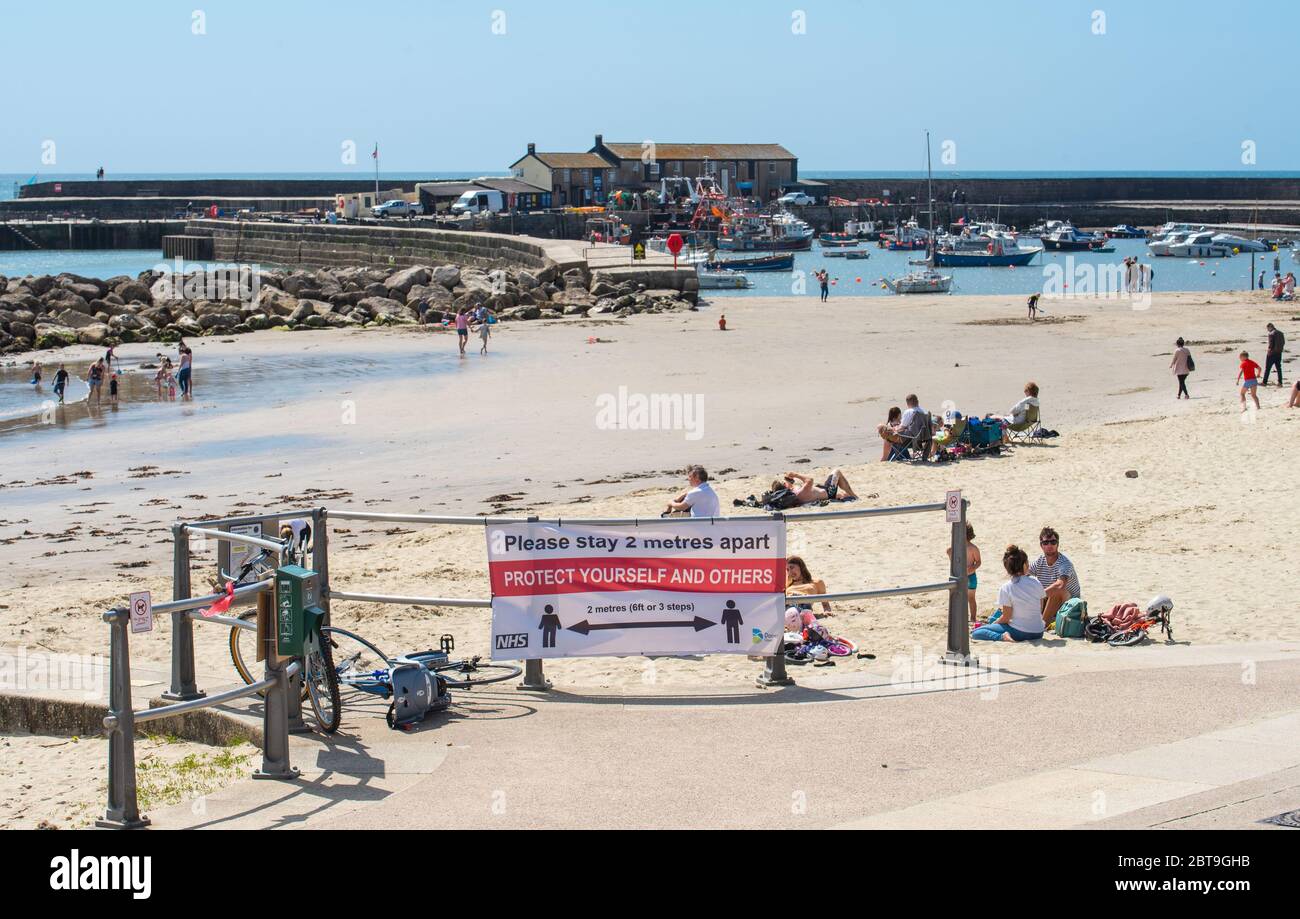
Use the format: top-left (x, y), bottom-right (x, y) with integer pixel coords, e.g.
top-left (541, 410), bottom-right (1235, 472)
top-left (761, 487), bottom-right (800, 510)
top-left (1186, 353), bottom-right (1195, 373)
top-left (386, 660), bottom-right (449, 730)
top-left (1054, 598), bottom-right (1088, 638)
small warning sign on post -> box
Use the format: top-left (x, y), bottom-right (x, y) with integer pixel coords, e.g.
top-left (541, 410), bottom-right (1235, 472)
top-left (129, 591), bottom-right (153, 634)
top-left (945, 490), bottom-right (963, 524)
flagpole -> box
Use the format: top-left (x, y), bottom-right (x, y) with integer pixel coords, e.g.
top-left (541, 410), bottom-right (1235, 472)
top-left (374, 142), bottom-right (380, 207)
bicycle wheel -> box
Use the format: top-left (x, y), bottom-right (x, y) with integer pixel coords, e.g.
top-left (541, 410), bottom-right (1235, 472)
top-left (429, 657), bottom-right (521, 689)
top-left (229, 609), bottom-right (260, 686)
top-left (322, 626), bottom-right (394, 696)
top-left (230, 610), bottom-right (311, 700)
top-left (1107, 627), bottom-right (1148, 647)
top-left (303, 634), bottom-right (342, 734)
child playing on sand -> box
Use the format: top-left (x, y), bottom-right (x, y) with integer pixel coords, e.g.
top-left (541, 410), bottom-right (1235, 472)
top-left (109, 371), bottom-right (119, 404)
top-left (1237, 350), bottom-right (1262, 411)
top-left (718, 314), bottom-right (727, 331)
top-left (1026, 293), bottom-right (1040, 320)
top-left (478, 314), bottom-right (492, 354)
top-left (29, 362), bottom-right (41, 386)
top-left (947, 524), bottom-right (982, 622)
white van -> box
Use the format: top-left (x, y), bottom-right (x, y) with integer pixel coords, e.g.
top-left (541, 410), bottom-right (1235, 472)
top-left (451, 189), bottom-right (506, 215)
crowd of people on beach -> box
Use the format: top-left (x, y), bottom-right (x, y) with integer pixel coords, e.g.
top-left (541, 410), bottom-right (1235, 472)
top-left (1265, 271), bottom-right (1295, 300)
top-left (26, 339), bottom-right (194, 407)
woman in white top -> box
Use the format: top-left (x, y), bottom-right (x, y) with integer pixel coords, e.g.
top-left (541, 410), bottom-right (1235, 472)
top-left (971, 544), bottom-right (1046, 642)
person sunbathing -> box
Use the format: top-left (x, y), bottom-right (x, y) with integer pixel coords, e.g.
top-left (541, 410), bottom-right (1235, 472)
top-left (774, 470), bottom-right (858, 505)
top-left (877, 406), bottom-right (908, 461)
top-left (786, 555), bottom-right (832, 613)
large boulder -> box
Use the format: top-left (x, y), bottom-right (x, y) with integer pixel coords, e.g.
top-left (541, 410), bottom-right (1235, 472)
top-left (383, 266), bottom-right (431, 297)
top-left (357, 296), bottom-right (413, 322)
top-left (113, 280), bottom-right (154, 305)
top-left (34, 324), bottom-right (79, 349)
top-left (55, 308), bottom-right (99, 329)
top-left (77, 323), bottom-right (114, 346)
top-left (431, 265), bottom-right (461, 289)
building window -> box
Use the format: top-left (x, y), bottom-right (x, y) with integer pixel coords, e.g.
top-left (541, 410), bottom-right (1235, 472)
top-left (562, 169), bottom-right (571, 183)
top-left (648, 162), bottom-right (660, 177)
top-left (671, 162), bottom-right (681, 176)
top-left (768, 162), bottom-right (776, 173)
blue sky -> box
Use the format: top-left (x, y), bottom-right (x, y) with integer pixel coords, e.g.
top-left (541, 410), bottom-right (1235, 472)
top-left (2, 0), bottom-right (1295, 173)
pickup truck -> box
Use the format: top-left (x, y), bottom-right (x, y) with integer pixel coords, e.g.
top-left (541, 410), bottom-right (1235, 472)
top-left (373, 199), bottom-right (424, 218)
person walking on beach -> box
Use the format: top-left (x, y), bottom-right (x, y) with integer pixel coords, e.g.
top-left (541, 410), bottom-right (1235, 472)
top-left (86, 359), bottom-right (104, 406)
top-left (1263, 323), bottom-right (1285, 387)
top-left (454, 308), bottom-right (469, 356)
top-left (177, 341), bottom-right (193, 397)
top-left (477, 310), bottom-right (492, 355)
top-left (1026, 292), bottom-right (1040, 320)
top-left (1171, 337), bottom-right (1193, 399)
top-left (53, 364), bottom-right (69, 403)
top-left (1237, 350), bottom-right (1262, 411)
top-left (108, 371), bottom-right (119, 405)
top-left (28, 362), bottom-right (42, 387)
top-left (817, 269), bottom-right (830, 302)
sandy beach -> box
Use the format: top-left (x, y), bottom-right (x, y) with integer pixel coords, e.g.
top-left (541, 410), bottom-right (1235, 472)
top-left (1, 289), bottom-right (1296, 696)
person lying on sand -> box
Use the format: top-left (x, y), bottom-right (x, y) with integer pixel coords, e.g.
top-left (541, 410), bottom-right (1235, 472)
top-left (774, 470), bottom-right (857, 505)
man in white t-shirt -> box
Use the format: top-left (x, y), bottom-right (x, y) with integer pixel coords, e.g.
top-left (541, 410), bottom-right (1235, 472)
top-left (665, 465), bottom-right (721, 518)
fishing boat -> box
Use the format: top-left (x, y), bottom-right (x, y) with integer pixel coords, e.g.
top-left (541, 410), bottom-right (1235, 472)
top-left (884, 132), bottom-right (953, 295)
top-left (932, 229), bottom-right (1041, 267)
top-left (696, 266), bottom-right (751, 288)
top-left (823, 250), bottom-right (848, 258)
top-left (844, 249), bottom-right (871, 260)
top-left (716, 211), bottom-right (814, 251)
top-left (705, 252), bottom-right (793, 271)
top-left (880, 219), bottom-right (931, 251)
top-left (845, 218), bottom-right (882, 240)
top-left (818, 232), bottom-right (858, 247)
top-left (1041, 224), bottom-right (1102, 251)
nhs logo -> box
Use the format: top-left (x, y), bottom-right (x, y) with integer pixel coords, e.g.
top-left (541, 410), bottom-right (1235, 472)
top-left (494, 633), bottom-right (529, 651)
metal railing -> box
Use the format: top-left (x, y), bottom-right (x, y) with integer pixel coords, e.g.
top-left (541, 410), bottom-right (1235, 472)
top-left (99, 498), bottom-right (971, 827)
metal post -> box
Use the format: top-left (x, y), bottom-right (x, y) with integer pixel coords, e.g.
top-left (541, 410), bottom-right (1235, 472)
top-left (757, 594), bottom-right (794, 688)
top-left (253, 605), bottom-right (299, 780)
top-left (163, 522), bottom-right (204, 701)
top-left (312, 507), bottom-right (329, 624)
top-left (97, 608), bottom-right (150, 829)
top-left (942, 499), bottom-right (977, 667)
top-left (518, 658), bottom-right (551, 692)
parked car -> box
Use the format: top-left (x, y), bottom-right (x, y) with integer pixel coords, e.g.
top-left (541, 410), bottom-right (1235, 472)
top-left (778, 192), bottom-right (815, 206)
top-left (372, 199), bottom-right (424, 218)
top-left (450, 189), bottom-right (506, 215)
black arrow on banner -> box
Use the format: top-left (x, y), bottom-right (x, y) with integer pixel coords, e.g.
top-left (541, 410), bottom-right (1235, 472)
top-left (567, 617), bottom-right (716, 636)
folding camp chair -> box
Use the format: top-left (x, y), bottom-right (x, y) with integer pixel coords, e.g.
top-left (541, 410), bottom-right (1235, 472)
top-left (1004, 404), bottom-right (1044, 445)
top-left (933, 415), bottom-right (967, 449)
top-left (898, 414), bottom-right (935, 461)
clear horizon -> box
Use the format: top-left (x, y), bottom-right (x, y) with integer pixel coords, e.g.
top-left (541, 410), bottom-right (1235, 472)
top-left (3, 0), bottom-right (1297, 174)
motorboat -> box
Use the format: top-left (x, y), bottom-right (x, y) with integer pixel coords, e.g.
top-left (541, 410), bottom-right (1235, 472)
top-left (1147, 229), bottom-right (1196, 257)
top-left (1041, 224), bottom-right (1102, 251)
top-left (880, 219), bottom-right (931, 251)
top-left (716, 210), bottom-right (814, 251)
top-left (844, 249), bottom-right (871, 260)
top-left (1105, 224), bottom-right (1147, 239)
top-left (844, 219), bottom-right (882, 240)
top-left (696, 266), bottom-right (751, 288)
top-left (1211, 233), bottom-right (1269, 253)
top-left (1167, 231), bottom-right (1235, 258)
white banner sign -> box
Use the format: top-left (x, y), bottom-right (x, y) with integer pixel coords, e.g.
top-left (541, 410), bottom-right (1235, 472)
top-left (487, 520), bottom-right (786, 660)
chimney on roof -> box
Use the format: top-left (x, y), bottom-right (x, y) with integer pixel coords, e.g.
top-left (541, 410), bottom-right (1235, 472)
top-left (527, 142), bottom-right (536, 155)
top-left (595, 134), bottom-right (603, 147)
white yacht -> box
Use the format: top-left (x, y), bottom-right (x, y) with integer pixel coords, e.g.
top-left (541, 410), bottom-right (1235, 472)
top-left (1148, 228), bottom-right (1198, 257)
top-left (1166, 231), bottom-right (1235, 259)
top-left (1210, 233), bottom-right (1270, 253)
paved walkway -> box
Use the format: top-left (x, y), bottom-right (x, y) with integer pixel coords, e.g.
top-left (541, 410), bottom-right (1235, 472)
top-left (124, 641), bottom-right (1300, 830)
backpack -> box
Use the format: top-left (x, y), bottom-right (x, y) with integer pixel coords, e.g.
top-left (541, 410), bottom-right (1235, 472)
top-left (761, 487), bottom-right (800, 510)
top-left (386, 659), bottom-right (450, 730)
top-left (1054, 598), bottom-right (1088, 638)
